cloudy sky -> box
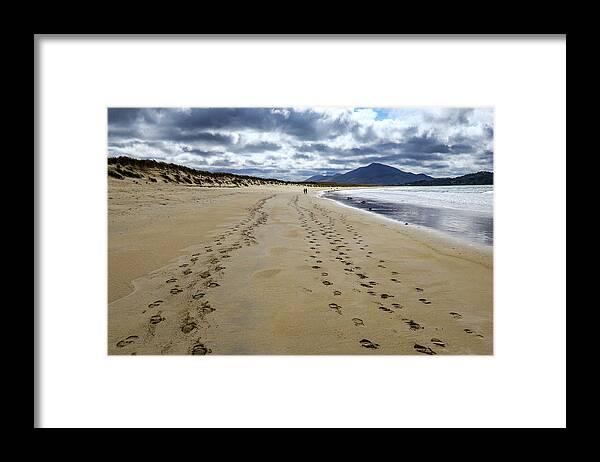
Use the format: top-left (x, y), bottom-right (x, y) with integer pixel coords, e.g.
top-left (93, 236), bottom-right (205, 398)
top-left (108, 107), bottom-right (493, 181)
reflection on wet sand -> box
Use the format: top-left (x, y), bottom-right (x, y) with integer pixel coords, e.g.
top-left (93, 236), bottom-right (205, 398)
top-left (324, 192), bottom-right (493, 246)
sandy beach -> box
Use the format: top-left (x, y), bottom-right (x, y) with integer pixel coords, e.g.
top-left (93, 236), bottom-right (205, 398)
top-left (108, 179), bottom-right (493, 355)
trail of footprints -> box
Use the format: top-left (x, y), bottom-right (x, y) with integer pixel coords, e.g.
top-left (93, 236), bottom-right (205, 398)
top-left (117, 193), bottom-right (485, 354)
top-left (291, 195), bottom-right (485, 354)
top-left (115, 195), bottom-right (275, 354)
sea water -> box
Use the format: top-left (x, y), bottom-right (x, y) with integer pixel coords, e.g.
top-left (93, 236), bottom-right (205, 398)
top-left (323, 185), bottom-right (493, 246)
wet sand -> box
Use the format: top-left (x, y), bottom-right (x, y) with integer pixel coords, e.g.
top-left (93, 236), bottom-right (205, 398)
top-left (108, 180), bottom-right (493, 355)
top-left (323, 189), bottom-right (494, 246)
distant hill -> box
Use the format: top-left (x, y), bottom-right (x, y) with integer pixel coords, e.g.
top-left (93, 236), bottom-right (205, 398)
top-left (305, 174), bottom-right (337, 182)
top-left (305, 163), bottom-right (433, 185)
top-left (108, 156), bottom-right (296, 187)
top-left (405, 171), bottom-right (493, 186)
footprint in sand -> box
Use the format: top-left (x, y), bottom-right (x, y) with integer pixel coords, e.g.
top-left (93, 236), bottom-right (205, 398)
top-left (352, 318), bottom-right (364, 327)
top-left (181, 322), bottom-right (197, 334)
top-left (321, 272), bottom-right (328, 276)
top-left (198, 301), bottom-right (215, 315)
top-left (311, 266), bottom-right (321, 269)
top-left (359, 339), bottom-right (379, 349)
top-left (379, 306), bottom-right (393, 312)
top-left (333, 290), bottom-right (342, 296)
top-left (199, 271), bottom-right (211, 279)
top-left (404, 319), bottom-right (423, 331)
top-left (147, 300), bottom-right (163, 308)
top-left (166, 278), bottom-right (177, 283)
top-left (190, 342), bottom-right (212, 355)
top-left (183, 269), bottom-right (192, 275)
top-left (431, 338), bottom-right (446, 347)
top-left (328, 303), bottom-right (343, 315)
top-left (116, 335), bottom-right (139, 348)
top-left (391, 303), bottom-right (403, 309)
top-left (415, 287), bottom-right (424, 292)
top-left (149, 314), bottom-right (165, 325)
top-left (192, 292), bottom-right (205, 299)
top-left (419, 298), bottom-right (432, 305)
top-left (414, 343), bottom-right (437, 355)
top-left (322, 280), bottom-right (332, 286)
top-left (380, 293), bottom-right (394, 299)
top-left (449, 312), bottom-right (463, 319)
top-left (207, 281), bottom-right (220, 288)
top-left (464, 329), bottom-right (483, 337)
top-left (170, 287), bottom-right (183, 295)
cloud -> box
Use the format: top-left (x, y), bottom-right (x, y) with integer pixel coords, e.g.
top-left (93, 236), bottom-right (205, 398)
top-left (233, 141), bottom-right (281, 153)
top-left (108, 107), bottom-right (493, 180)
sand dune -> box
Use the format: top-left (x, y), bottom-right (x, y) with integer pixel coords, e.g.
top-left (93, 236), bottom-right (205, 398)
top-left (108, 178), bottom-right (493, 355)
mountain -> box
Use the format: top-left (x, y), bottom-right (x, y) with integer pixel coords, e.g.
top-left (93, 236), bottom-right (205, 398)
top-left (305, 174), bottom-right (336, 182)
top-left (305, 163), bottom-right (433, 185)
top-left (405, 171), bottom-right (493, 186)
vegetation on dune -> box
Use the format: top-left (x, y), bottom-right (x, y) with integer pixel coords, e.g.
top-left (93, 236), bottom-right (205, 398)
top-left (107, 156), bottom-right (313, 187)
top-left (108, 169), bottom-right (124, 180)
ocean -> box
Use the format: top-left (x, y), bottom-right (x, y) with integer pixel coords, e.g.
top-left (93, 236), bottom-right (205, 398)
top-left (322, 185), bottom-right (493, 247)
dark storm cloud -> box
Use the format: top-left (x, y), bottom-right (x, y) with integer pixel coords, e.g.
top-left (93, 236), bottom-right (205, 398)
top-left (172, 131), bottom-right (235, 144)
top-left (210, 158), bottom-right (237, 167)
top-left (293, 153), bottom-right (312, 160)
top-left (449, 143), bottom-right (475, 153)
top-left (418, 162), bottom-right (449, 170)
top-left (342, 133), bottom-right (465, 159)
top-left (423, 108), bottom-right (474, 125)
top-left (109, 108), bottom-right (356, 142)
top-left (327, 158), bottom-right (356, 165)
top-left (181, 148), bottom-right (222, 157)
top-left (107, 108), bottom-right (145, 125)
top-left (233, 141), bottom-right (281, 153)
top-left (297, 143), bottom-right (332, 152)
top-left (348, 146), bottom-right (378, 155)
top-left (389, 135), bottom-right (451, 154)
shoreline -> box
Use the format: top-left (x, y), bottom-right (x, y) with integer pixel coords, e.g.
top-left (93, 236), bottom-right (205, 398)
top-left (108, 181), bottom-right (493, 355)
top-left (319, 188), bottom-right (493, 251)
